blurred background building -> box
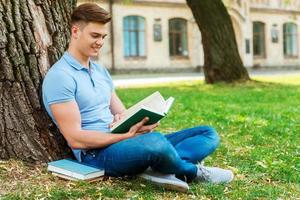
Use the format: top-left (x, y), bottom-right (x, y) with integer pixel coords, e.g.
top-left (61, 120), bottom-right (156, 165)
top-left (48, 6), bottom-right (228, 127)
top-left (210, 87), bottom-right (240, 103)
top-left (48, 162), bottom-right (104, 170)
top-left (79, 0), bottom-right (300, 72)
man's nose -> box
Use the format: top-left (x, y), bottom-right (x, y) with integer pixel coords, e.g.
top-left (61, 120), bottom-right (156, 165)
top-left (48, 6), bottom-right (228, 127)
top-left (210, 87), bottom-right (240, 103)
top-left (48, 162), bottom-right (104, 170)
top-left (95, 38), bottom-right (103, 46)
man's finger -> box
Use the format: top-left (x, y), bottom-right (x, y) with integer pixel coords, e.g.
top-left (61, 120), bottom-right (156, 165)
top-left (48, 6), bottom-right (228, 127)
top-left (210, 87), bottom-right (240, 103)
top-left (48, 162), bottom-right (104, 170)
top-left (140, 122), bottom-right (159, 131)
top-left (135, 118), bottom-right (148, 131)
top-left (136, 117), bottom-right (149, 127)
top-left (109, 122), bottom-right (116, 128)
top-left (129, 117), bottom-right (149, 133)
top-left (150, 123), bottom-right (159, 128)
top-left (114, 114), bottom-right (120, 121)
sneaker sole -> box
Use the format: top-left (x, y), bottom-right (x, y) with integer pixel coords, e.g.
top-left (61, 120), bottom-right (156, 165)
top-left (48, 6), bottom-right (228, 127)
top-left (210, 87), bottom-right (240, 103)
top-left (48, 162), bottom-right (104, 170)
top-left (156, 182), bottom-right (189, 192)
top-left (139, 174), bottom-right (189, 192)
top-left (227, 172), bottom-right (234, 183)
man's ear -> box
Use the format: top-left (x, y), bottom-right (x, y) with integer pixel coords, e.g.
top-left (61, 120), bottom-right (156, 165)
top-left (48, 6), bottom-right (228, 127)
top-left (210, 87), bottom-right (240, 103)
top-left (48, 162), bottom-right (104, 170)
top-left (71, 25), bottom-right (80, 39)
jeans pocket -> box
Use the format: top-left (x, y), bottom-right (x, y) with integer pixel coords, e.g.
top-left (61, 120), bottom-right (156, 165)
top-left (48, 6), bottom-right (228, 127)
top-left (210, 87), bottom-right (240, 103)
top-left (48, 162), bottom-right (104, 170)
top-left (82, 149), bottom-right (105, 169)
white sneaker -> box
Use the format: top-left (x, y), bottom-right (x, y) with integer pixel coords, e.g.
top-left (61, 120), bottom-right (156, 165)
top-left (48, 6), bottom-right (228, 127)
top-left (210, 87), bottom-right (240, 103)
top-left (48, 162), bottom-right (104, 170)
top-left (138, 168), bottom-right (189, 192)
top-left (195, 164), bottom-right (234, 184)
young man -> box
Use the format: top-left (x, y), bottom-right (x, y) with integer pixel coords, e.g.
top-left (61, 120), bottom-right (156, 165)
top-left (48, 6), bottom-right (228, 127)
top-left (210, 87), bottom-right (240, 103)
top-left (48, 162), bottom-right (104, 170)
top-left (42, 3), bottom-right (233, 192)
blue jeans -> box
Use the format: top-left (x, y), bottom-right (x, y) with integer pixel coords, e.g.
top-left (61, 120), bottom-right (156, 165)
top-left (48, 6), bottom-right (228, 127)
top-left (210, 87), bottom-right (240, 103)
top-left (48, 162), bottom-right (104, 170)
top-left (81, 126), bottom-right (220, 182)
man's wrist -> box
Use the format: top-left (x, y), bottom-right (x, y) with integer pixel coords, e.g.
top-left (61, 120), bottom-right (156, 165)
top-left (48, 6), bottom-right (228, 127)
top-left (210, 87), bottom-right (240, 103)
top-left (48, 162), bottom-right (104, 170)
top-left (115, 132), bottom-right (132, 141)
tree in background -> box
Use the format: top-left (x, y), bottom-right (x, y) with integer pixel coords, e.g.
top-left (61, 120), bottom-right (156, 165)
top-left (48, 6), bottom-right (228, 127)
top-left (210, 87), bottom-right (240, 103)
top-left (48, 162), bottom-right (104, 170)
top-left (187, 0), bottom-right (250, 83)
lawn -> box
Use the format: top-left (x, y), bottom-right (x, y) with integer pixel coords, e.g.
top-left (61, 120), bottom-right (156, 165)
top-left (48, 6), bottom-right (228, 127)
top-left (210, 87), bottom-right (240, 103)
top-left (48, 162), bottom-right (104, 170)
top-left (1, 75), bottom-right (300, 199)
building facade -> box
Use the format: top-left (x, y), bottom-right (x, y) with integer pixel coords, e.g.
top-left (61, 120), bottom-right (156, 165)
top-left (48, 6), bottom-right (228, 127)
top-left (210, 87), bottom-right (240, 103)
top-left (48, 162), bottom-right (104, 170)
top-left (79, 0), bottom-right (300, 71)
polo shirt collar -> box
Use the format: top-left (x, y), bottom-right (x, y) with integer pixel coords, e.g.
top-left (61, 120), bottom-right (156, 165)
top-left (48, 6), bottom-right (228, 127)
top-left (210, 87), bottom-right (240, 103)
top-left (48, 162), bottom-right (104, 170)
top-left (63, 51), bottom-right (91, 71)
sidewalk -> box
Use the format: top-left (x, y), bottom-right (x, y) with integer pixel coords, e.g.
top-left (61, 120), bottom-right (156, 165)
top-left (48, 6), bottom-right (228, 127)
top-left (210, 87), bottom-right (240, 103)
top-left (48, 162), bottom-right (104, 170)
top-left (112, 73), bottom-right (202, 87)
top-left (112, 69), bottom-right (300, 87)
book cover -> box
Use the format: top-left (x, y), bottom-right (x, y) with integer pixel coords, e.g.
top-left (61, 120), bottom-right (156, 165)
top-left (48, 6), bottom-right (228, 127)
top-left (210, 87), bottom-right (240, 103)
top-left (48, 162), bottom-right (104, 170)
top-left (51, 172), bottom-right (104, 182)
top-left (48, 159), bottom-right (104, 180)
top-left (111, 108), bottom-right (165, 133)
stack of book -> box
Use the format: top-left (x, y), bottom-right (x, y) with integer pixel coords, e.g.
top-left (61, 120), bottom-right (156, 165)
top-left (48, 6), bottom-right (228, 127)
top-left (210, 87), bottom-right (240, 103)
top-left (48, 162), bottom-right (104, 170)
top-left (48, 159), bottom-right (104, 181)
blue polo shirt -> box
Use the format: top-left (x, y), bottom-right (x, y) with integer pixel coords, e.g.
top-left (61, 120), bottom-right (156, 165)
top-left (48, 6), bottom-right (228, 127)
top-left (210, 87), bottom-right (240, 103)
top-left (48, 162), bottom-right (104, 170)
top-left (42, 52), bottom-right (114, 161)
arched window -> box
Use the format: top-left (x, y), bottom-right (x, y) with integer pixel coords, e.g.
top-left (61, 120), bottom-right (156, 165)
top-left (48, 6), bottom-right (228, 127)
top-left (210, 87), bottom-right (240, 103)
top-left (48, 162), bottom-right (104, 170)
top-left (123, 16), bottom-right (145, 57)
top-left (283, 23), bottom-right (298, 57)
top-left (253, 21), bottom-right (265, 57)
top-left (169, 18), bottom-right (188, 57)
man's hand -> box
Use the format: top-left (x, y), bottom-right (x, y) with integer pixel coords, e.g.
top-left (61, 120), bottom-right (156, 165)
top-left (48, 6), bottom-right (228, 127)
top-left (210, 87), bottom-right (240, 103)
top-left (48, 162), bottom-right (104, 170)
top-left (137, 122), bottom-right (159, 134)
top-left (109, 113), bottom-right (126, 128)
top-left (125, 117), bottom-right (159, 138)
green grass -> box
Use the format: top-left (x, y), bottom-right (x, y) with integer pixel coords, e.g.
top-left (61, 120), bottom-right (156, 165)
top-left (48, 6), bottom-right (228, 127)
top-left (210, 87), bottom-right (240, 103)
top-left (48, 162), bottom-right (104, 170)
top-left (1, 75), bottom-right (300, 199)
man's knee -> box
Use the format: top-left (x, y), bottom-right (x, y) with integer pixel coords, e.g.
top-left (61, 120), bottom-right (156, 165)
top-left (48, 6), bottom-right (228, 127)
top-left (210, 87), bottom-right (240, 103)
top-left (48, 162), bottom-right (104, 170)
top-left (143, 132), bottom-right (173, 156)
top-left (197, 125), bottom-right (220, 149)
top-left (206, 126), bottom-right (220, 150)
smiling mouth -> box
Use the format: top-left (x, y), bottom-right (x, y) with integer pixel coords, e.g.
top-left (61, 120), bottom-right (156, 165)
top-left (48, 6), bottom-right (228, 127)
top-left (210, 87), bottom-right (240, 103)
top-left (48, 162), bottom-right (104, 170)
top-left (92, 47), bottom-right (101, 51)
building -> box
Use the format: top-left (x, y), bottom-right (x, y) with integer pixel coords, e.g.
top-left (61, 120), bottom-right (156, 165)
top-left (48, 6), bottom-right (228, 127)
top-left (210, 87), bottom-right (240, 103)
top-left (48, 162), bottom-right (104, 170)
top-left (79, 0), bottom-right (300, 72)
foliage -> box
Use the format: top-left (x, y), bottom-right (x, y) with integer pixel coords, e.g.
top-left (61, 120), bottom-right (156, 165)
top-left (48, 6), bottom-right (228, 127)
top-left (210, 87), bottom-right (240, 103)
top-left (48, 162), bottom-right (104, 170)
top-left (1, 75), bottom-right (300, 199)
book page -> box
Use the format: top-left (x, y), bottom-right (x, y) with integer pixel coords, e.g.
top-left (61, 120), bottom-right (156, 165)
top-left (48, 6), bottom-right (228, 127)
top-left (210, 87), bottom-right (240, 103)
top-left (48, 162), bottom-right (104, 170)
top-left (141, 105), bottom-right (164, 116)
top-left (142, 92), bottom-right (167, 114)
top-left (123, 91), bottom-right (162, 115)
top-left (164, 97), bottom-right (175, 114)
top-left (112, 92), bottom-right (162, 130)
top-left (111, 91), bottom-right (174, 132)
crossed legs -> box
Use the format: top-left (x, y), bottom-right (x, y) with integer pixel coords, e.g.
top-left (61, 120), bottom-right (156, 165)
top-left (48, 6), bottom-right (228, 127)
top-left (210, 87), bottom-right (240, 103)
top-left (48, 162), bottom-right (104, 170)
top-left (82, 126), bottom-right (220, 182)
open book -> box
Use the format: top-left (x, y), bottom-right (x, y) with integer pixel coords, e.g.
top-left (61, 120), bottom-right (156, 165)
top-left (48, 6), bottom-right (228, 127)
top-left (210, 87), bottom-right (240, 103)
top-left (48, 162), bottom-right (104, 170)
top-left (111, 91), bottom-right (174, 133)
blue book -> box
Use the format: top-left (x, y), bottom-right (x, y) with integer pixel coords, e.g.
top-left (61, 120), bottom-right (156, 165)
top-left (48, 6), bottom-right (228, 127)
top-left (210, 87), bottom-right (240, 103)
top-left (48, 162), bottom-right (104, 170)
top-left (48, 159), bottom-right (104, 181)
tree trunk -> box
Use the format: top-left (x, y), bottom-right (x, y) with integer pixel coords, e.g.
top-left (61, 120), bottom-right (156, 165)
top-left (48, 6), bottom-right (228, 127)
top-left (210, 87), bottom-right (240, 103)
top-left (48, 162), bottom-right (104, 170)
top-left (0, 0), bottom-right (76, 163)
top-left (186, 0), bottom-right (250, 84)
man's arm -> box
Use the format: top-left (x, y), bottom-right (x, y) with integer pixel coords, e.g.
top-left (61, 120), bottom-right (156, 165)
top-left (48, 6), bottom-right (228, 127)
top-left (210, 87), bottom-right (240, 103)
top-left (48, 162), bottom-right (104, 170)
top-left (110, 91), bottom-right (126, 115)
top-left (50, 101), bottom-right (150, 149)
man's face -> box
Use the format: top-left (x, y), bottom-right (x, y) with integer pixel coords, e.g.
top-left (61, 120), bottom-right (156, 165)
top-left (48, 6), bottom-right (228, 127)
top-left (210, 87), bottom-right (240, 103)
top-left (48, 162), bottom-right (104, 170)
top-left (72, 22), bottom-right (108, 58)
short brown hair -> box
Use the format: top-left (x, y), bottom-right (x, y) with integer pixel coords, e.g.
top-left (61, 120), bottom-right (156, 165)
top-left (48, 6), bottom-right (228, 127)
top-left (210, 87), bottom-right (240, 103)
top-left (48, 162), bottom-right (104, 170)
top-left (71, 3), bottom-right (111, 25)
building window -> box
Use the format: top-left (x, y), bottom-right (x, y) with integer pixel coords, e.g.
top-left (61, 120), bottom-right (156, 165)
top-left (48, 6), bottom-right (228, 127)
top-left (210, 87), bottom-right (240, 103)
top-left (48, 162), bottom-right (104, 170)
top-left (253, 22), bottom-right (266, 57)
top-left (169, 18), bottom-right (188, 57)
top-left (123, 16), bottom-right (146, 57)
top-left (283, 23), bottom-right (298, 57)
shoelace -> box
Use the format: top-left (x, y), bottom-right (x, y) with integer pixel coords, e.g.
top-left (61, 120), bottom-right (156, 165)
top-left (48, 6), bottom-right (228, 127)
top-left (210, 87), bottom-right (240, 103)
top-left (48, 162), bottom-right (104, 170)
top-left (197, 164), bottom-right (211, 181)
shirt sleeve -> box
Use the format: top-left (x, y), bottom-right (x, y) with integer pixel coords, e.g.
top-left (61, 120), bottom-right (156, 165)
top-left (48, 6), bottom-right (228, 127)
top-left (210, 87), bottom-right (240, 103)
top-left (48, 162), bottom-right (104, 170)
top-left (101, 65), bottom-right (115, 91)
top-left (42, 69), bottom-right (76, 105)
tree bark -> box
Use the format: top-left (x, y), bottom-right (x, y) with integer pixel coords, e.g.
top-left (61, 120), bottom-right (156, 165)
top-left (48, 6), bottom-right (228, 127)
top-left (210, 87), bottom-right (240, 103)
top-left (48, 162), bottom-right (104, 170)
top-left (0, 0), bottom-right (76, 163)
top-left (186, 0), bottom-right (250, 84)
